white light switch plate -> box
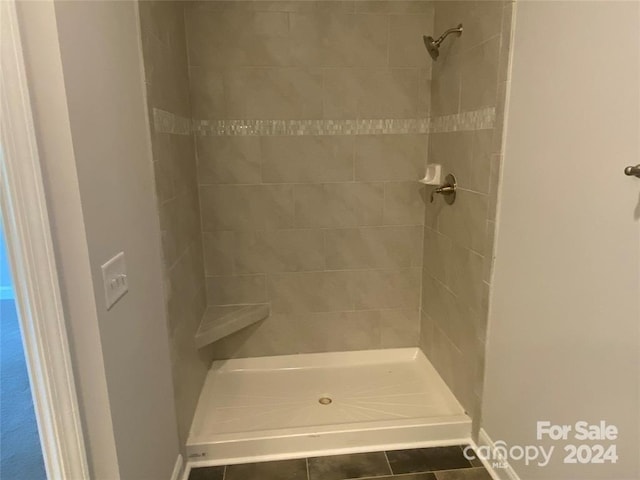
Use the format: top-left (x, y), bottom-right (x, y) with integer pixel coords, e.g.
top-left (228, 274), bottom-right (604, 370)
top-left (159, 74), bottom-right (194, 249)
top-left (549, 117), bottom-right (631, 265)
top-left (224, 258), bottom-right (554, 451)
top-left (101, 252), bottom-right (128, 310)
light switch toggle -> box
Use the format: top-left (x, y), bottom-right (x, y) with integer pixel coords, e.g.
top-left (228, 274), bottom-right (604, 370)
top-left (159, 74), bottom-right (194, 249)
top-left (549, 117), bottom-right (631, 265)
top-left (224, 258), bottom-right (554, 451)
top-left (101, 252), bottom-right (129, 310)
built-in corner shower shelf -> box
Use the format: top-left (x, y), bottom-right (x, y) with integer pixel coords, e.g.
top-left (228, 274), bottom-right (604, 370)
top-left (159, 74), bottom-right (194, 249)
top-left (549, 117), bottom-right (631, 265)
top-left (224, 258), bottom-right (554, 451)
top-left (195, 304), bottom-right (270, 349)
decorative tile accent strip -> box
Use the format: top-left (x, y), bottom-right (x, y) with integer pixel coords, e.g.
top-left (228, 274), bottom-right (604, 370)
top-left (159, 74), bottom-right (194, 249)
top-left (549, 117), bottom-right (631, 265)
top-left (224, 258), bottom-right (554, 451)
top-left (429, 107), bottom-right (496, 133)
top-left (153, 108), bottom-right (191, 135)
top-left (153, 107), bottom-right (495, 137)
top-left (193, 118), bottom-right (432, 136)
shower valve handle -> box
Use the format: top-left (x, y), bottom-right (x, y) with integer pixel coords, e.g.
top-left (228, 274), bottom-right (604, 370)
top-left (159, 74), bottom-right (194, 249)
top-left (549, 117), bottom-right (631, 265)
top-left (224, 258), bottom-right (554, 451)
top-left (429, 174), bottom-right (457, 205)
top-left (430, 185), bottom-right (455, 202)
top-left (624, 164), bottom-right (640, 178)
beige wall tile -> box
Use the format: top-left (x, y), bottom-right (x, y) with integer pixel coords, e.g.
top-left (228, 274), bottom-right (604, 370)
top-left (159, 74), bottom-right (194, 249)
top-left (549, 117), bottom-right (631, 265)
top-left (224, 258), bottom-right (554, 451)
top-left (323, 68), bottom-right (423, 119)
top-left (315, 1), bottom-right (357, 13)
top-left (418, 68), bottom-right (432, 114)
top-left (421, 273), bottom-right (464, 349)
top-left (139, 1), bottom-right (176, 45)
top-left (267, 271), bottom-right (353, 313)
top-left (322, 311), bottom-right (382, 351)
top-left (160, 0), bottom-right (512, 364)
top-left (251, 2), bottom-right (321, 13)
top-left (491, 81), bottom-right (508, 153)
top-left (166, 245), bottom-right (205, 334)
top-left (216, 310), bottom-right (383, 355)
top-left (383, 182), bottom-right (427, 225)
top-left (261, 136), bottom-right (354, 183)
top-left (200, 184), bottom-right (294, 231)
top-left (202, 231), bottom-right (235, 275)
top-left (197, 137), bottom-right (262, 184)
top-left (429, 131), bottom-right (473, 189)
top-left (150, 133), bottom-right (175, 203)
top-left (355, 135), bottom-right (427, 182)
top-left (420, 0), bottom-right (511, 430)
top-left (188, 1), bottom-right (322, 13)
top-left (448, 242), bottom-right (484, 313)
top-left (389, 14), bottom-right (435, 67)
top-left (206, 274), bottom-right (268, 305)
top-left (158, 190), bottom-right (201, 268)
top-left (224, 68), bottom-right (324, 120)
top-left (349, 268), bottom-right (421, 310)
top-left (230, 310), bottom-right (383, 354)
top-left (141, 5), bottom-right (192, 117)
top-left (188, 66), bottom-right (226, 119)
top-left (186, 9), bottom-right (290, 67)
top-left (324, 225), bottom-right (423, 269)
top-left (321, 69), bottom-right (359, 119)
top-left (210, 314), bottom-right (305, 359)
top-left (428, 130), bottom-right (491, 194)
top-left (211, 304), bottom-right (414, 357)
top-left (289, 12), bottom-right (388, 67)
top-left (168, 286), bottom-right (208, 442)
top-left (172, 134), bottom-right (199, 195)
top-left (488, 153), bottom-right (502, 221)
top-left (469, 129), bottom-right (492, 193)
top-left (358, 69), bottom-right (422, 118)
top-left (419, 308), bottom-right (435, 355)
top-left (140, 0), bottom-right (210, 446)
top-left (422, 227), bottom-right (451, 284)
top-left (430, 54), bottom-right (461, 116)
top-left (437, 189), bottom-right (488, 254)
top-left (423, 189), bottom-right (444, 231)
top-left (498, 2), bottom-right (514, 83)
top-left (433, 1), bottom-right (502, 56)
top-left (483, 220), bottom-right (496, 283)
top-left (235, 229), bottom-right (325, 273)
top-left (380, 308), bottom-right (420, 348)
top-left (466, 1), bottom-right (503, 49)
top-left (356, 1), bottom-right (433, 14)
top-left (427, 323), bottom-right (461, 391)
top-left (294, 182), bottom-right (384, 228)
top-left (460, 36), bottom-right (500, 111)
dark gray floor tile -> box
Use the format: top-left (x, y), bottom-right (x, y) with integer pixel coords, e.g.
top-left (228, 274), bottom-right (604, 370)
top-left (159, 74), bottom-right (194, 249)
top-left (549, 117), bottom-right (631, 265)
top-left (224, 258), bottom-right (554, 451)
top-left (308, 452), bottom-right (391, 480)
top-left (359, 474), bottom-right (436, 480)
top-left (386, 447), bottom-right (472, 474)
top-left (188, 465), bottom-right (225, 480)
top-left (225, 458), bottom-right (307, 480)
top-left (435, 467), bottom-right (492, 480)
top-left (460, 445), bottom-right (483, 467)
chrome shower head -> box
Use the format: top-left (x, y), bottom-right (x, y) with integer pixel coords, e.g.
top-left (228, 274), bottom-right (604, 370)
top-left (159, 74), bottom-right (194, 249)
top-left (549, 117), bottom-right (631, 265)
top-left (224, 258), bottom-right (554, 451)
top-left (423, 35), bottom-right (440, 60)
top-left (423, 23), bottom-right (463, 61)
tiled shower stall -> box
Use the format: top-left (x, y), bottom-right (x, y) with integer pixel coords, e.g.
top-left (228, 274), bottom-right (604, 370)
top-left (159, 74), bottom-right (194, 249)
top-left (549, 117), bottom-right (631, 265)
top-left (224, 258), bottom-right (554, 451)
top-left (138, 0), bottom-right (513, 455)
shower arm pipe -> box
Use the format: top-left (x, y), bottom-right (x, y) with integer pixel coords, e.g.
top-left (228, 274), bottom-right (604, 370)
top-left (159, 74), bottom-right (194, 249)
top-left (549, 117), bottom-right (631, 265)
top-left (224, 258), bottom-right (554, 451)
top-left (433, 25), bottom-right (463, 47)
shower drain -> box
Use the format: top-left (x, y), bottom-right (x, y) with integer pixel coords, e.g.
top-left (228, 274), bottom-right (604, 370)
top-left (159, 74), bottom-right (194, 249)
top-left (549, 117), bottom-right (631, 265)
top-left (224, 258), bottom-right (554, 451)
top-left (318, 396), bottom-right (332, 405)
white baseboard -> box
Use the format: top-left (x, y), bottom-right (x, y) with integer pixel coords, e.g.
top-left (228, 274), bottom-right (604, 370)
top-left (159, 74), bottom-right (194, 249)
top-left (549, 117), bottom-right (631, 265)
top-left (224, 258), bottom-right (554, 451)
top-left (170, 454), bottom-right (183, 480)
top-left (472, 429), bottom-right (520, 480)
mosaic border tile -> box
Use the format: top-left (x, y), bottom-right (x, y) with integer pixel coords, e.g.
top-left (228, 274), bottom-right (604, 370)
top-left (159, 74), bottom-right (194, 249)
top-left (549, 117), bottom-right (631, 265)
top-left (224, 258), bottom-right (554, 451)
top-left (193, 118), bottom-right (432, 136)
top-left (152, 107), bottom-right (495, 137)
top-left (429, 107), bottom-right (496, 133)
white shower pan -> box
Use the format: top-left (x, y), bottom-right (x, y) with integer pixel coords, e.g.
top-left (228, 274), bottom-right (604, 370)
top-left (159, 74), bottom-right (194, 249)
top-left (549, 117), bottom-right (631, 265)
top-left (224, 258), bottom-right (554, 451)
top-left (186, 348), bottom-right (470, 466)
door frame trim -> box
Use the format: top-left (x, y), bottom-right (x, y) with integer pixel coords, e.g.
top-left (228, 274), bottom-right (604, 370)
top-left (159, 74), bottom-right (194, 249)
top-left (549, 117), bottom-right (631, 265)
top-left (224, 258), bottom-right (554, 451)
top-left (0, 1), bottom-right (90, 478)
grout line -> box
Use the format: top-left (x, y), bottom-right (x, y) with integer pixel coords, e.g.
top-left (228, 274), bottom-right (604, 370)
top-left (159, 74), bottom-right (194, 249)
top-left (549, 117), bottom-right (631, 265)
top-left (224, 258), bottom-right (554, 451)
top-left (305, 457), bottom-right (310, 480)
top-left (383, 450), bottom-right (394, 476)
top-left (222, 465), bottom-right (226, 480)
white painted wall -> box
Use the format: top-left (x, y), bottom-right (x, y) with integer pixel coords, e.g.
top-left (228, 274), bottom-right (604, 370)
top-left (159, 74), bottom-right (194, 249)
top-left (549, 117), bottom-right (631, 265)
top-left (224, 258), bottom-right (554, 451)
top-left (16, 2), bottom-right (120, 477)
top-left (482, 2), bottom-right (640, 479)
top-left (17, 1), bottom-right (180, 479)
